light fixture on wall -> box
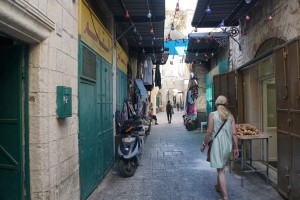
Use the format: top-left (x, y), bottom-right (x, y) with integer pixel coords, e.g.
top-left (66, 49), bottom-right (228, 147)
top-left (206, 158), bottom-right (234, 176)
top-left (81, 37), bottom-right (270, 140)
top-left (245, 0), bottom-right (251, 3)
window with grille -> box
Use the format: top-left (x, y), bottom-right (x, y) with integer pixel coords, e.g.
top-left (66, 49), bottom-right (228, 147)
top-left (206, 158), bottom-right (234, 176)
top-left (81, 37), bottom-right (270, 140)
top-left (82, 46), bottom-right (96, 80)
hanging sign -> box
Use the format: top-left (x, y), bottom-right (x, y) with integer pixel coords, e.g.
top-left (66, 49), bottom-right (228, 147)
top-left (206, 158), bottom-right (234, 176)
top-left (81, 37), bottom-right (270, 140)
top-left (79, 0), bottom-right (112, 63)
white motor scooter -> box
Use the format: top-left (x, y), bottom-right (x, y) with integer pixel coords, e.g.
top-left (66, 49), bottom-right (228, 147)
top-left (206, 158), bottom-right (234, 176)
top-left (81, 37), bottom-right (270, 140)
top-left (118, 117), bottom-right (144, 177)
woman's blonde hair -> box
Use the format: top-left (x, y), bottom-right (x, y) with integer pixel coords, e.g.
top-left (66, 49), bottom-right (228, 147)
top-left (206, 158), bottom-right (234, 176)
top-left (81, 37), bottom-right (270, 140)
top-left (215, 95), bottom-right (230, 121)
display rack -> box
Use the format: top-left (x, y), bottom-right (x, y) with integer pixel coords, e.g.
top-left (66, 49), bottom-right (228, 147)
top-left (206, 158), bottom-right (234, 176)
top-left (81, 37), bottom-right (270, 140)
top-left (230, 132), bottom-right (272, 187)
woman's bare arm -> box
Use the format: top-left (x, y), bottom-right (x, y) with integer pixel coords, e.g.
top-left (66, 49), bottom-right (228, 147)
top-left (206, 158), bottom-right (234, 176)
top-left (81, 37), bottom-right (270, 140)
top-left (200, 112), bottom-right (214, 152)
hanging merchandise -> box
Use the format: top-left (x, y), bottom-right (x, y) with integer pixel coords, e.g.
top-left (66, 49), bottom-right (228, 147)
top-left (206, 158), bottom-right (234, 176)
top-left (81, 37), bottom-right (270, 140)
top-left (135, 79), bottom-right (148, 101)
top-left (184, 73), bottom-right (199, 131)
top-left (155, 64), bottom-right (161, 89)
top-left (143, 56), bottom-right (154, 91)
top-left (143, 56), bottom-right (153, 85)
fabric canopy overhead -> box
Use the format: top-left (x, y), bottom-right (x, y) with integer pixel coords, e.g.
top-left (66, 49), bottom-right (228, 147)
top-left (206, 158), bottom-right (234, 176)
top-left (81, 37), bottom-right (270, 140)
top-left (164, 39), bottom-right (188, 56)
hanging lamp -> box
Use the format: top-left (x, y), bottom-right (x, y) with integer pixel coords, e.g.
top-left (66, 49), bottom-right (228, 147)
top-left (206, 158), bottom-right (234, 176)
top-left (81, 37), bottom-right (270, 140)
top-left (171, 23), bottom-right (175, 31)
top-left (176, 2), bottom-right (180, 12)
top-left (268, 14), bottom-right (273, 21)
top-left (206, 6), bottom-right (211, 14)
top-left (245, 15), bottom-right (250, 22)
top-left (147, 10), bottom-right (152, 18)
top-left (124, 11), bottom-right (130, 19)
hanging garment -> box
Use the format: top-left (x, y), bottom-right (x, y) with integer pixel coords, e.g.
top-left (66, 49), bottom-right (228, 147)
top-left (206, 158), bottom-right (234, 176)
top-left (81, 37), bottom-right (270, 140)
top-left (187, 90), bottom-right (194, 104)
top-left (143, 56), bottom-right (153, 85)
top-left (155, 64), bottom-right (161, 89)
top-left (187, 103), bottom-right (197, 115)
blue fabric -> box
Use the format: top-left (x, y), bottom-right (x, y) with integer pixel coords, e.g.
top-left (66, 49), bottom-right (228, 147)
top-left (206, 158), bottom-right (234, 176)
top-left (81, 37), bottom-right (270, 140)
top-left (135, 79), bottom-right (148, 101)
top-left (164, 39), bottom-right (188, 55)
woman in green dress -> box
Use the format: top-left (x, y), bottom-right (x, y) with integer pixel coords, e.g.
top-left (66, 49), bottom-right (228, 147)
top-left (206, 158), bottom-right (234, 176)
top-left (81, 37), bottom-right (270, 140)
top-left (200, 95), bottom-right (239, 200)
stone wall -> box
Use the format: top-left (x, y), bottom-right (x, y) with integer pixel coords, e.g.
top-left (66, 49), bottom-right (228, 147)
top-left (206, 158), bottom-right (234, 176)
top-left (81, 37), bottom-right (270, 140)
top-left (28, 0), bottom-right (79, 199)
top-left (230, 0), bottom-right (300, 69)
top-left (192, 64), bottom-right (209, 111)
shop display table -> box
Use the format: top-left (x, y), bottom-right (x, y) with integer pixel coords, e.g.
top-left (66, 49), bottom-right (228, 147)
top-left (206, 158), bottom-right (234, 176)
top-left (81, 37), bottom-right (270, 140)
top-left (231, 132), bottom-right (272, 187)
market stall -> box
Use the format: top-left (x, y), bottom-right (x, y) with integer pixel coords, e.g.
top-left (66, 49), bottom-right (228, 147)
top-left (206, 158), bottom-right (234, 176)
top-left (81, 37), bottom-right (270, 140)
top-left (230, 124), bottom-right (272, 187)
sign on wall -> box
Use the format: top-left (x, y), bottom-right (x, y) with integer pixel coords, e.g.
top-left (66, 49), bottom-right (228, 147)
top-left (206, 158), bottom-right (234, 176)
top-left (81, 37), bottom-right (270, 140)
top-left (116, 43), bottom-right (128, 74)
top-left (79, 0), bottom-right (112, 63)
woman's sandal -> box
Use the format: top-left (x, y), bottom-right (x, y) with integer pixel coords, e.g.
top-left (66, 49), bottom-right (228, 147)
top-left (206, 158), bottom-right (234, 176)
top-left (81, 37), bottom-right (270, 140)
top-left (215, 184), bottom-right (221, 192)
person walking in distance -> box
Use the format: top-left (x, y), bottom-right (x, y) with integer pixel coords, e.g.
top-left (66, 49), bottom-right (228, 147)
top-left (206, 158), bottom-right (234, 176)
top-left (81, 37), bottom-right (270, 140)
top-left (166, 100), bottom-right (173, 123)
top-left (200, 95), bottom-right (239, 200)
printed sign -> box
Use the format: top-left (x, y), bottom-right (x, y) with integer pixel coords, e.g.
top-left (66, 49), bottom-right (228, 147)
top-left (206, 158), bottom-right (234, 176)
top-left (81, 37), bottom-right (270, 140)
top-left (79, 0), bottom-right (112, 63)
top-left (116, 43), bottom-right (128, 74)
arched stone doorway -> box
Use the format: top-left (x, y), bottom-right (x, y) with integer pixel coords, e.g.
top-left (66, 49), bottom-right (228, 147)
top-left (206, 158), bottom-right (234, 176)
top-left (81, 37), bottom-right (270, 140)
top-left (156, 91), bottom-right (162, 112)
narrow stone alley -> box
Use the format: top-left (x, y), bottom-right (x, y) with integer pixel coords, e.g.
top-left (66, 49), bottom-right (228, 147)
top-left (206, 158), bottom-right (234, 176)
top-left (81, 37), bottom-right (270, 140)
top-left (88, 111), bottom-right (283, 200)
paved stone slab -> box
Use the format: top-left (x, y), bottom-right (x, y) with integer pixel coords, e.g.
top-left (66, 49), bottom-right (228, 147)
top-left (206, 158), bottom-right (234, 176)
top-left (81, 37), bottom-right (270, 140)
top-left (88, 110), bottom-right (284, 200)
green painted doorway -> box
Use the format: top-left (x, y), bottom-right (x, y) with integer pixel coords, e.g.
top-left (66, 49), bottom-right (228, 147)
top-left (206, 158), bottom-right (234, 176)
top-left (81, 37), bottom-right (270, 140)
top-left (79, 44), bottom-right (114, 199)
top-left (0, 45), bottom-right (23, 200)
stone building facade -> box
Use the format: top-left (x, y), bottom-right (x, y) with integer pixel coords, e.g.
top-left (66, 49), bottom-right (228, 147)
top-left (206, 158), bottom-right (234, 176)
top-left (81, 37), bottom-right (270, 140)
top-left (230, 0), bottom-right (300, 68)
top-left (0, 0), bottom-right (79, 199)
top-left (29, 1), bottom-right (79, 199)
top-left (224, 0), bottom-right (300, 198)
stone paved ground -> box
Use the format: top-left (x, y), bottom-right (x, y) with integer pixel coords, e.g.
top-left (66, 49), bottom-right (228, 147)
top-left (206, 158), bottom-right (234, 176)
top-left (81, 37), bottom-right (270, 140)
top-left (87, 110), bottom-right (284, 200)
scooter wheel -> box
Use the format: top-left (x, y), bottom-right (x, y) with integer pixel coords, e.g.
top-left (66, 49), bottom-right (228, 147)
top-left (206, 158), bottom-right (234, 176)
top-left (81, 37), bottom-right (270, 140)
top-left (119, 159), bottom-right (137, 177)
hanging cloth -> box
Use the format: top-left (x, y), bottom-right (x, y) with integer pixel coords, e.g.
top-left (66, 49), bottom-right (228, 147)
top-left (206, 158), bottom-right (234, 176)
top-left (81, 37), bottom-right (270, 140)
top-left (143, 56), bottom-right (153, 85)
top-left (135, 79), bottom-right (148, 101)
top-left (155, 64), bottom-right (161, 89)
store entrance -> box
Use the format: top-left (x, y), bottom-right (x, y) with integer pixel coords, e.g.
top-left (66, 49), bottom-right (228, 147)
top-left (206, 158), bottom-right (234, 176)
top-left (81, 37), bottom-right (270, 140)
top-left (262, 78), bottom-right (277, 169)
top-left (0, 42), bottom-right (24, 199)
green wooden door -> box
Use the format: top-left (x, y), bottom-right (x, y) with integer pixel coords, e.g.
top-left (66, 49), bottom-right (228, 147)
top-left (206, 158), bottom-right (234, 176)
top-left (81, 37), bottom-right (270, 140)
top-left (79, 44), bottom-right (113, 199)
top-left (79, 44), bottom-right (99, 199)
top-left (79, 80), bottom-right (98, 199)
top-left (99, 59), bottom-right (113, 173)
top-left (156, 96), bottom-right (160, 108)
top-left (0, 46), bottom-right (23, 200)
top-left (116, 68), bottom-right (128, 111)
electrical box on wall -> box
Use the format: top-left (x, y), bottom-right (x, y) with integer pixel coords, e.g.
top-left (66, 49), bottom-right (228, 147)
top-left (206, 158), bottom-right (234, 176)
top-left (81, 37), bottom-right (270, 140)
top-left (56, 86), bottom-right (72, 118)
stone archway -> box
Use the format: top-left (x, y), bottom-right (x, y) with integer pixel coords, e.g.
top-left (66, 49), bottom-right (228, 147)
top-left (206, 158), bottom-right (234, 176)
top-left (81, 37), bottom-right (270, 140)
top-left (156, 91), bottom-right (162, 109)
top-left (254, 37), bottom-right (286, 58)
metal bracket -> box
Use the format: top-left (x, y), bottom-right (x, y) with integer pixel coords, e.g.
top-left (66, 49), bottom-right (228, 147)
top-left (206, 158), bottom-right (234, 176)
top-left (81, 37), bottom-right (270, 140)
top-left (220, 27), bottom-right (241, 51)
